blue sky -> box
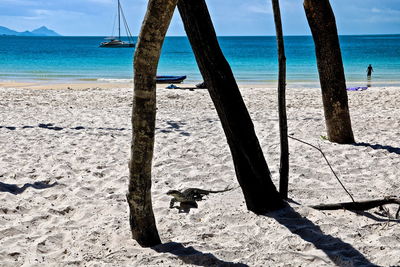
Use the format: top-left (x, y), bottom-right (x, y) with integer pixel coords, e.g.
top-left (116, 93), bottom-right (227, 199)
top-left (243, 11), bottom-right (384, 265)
top-left (1, 0), bottom-right (399, 36)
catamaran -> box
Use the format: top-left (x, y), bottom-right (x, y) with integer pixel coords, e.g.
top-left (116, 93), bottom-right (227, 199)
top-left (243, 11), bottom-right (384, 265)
top-left (100, 0), bottom-right (135, 48)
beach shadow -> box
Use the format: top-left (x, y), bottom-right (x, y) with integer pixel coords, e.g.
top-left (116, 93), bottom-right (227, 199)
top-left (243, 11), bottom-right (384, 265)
top-left (96, 127), bottom-right (126, 131)
top-left (0, 181), bottom-right (58, 195)
top-left (152, 242), bottom-right (248, 267)
top-left (170, 201), bottom-right (199, 214)
top-left (157, 120), bottom-right (191, 136)
top-left (353, 142), bottom-right (400, 155)
top-left (0, 126), bottom-right (17, 130)
top-left (265, 204), bottom-right (377, 266)
top-left (0, 124), bottom-right (127, 132)
top-left (38, 123), bottom-right (64, 131)
top-left (350, 210), bottom-right (400, 223)
top-left (166, 121), bottom-right (183, 130)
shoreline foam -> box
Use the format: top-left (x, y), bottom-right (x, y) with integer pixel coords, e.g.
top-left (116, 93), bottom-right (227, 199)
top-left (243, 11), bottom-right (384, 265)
top-left (2, 79), bottom-right (400, 91)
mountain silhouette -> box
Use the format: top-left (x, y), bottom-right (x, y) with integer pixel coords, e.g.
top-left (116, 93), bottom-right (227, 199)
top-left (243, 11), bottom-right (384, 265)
top-left (0, 26), bottom-right (61, 36)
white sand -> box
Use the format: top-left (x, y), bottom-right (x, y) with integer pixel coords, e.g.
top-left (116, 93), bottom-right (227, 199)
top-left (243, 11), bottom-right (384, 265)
top-left (0, 84), bottom-right (399, 266)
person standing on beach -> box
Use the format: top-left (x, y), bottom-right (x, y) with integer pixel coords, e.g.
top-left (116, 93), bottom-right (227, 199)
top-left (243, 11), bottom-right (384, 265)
top-left (366, 64), bottom-right (373, 77)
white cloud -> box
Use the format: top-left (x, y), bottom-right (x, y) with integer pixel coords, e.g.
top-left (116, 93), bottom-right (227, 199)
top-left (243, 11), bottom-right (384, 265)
top-left (247, 4), bottom-right (272, 15)
top-left (33, 9), bottom-right (52, 16)
top-left (372, 7), bottom-right (400, 15)
top-left (1, 0), bottom-right (37, 6)
top-left (86, 0), bottom-right (113, 4)
top-left (371, 8), bottom-right (382, 13)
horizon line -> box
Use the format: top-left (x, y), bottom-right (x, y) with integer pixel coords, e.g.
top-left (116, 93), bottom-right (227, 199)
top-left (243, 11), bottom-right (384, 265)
top-left (4, 33), bottom-right (399, 37)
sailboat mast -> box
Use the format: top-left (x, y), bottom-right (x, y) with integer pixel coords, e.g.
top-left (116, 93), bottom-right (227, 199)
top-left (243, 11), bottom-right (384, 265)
top-left (118, 0), bottom-right (121, 40)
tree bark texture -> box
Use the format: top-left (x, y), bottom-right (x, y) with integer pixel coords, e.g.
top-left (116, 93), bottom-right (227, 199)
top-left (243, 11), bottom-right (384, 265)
top-left (272, 0), bottom-right (289, 199)
top-left (178, 0), bottom-right (283, 214)
top-left (303, 0), bottom-right (355, 144)
top-left (128, 0), bottom-right (178, 247)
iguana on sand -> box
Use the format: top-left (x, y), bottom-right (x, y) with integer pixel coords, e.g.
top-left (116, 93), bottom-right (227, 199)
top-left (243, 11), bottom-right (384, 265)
top-left (167, 187), bottom-right (234, 209)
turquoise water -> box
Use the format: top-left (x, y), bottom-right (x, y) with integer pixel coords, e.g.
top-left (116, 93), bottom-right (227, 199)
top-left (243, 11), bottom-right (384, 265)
top-left (0, 35), bottom-right (399, 86)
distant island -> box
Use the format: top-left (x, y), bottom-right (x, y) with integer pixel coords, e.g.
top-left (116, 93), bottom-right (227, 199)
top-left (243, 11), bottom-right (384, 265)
top-left (0, 26), bottom-right (61, 36)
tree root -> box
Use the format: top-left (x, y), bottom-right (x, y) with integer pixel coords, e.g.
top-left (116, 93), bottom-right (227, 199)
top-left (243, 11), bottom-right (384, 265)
top-left (310, 196), bottom-right (400, 219)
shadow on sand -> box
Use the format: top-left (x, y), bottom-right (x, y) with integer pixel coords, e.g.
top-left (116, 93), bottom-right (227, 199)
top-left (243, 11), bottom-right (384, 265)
top-left (0, 122), bottom-right (191, 136)
top-left (349, 210), bottom-right (400, 223)
top-left (157, 120), bottom-right (191, 136)
top-left (353, 142), bottom-right (400, 155)
top-left (0, 123), bottom-right (127, 132)
top-left (265, 204), bottom-right (378, 266)
top-left (0, 181), bottom-right (58, 195)
top-left (152, 242), bottom-right (248, 267)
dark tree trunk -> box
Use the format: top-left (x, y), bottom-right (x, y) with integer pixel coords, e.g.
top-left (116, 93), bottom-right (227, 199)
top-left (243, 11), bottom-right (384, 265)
top-left (303, 0), bottom-right (355, 144)
top-left (178, 0), bottom-right (283, 214)
top-left (127, 0), bottom-right (178, 247)
top-left (272, 0), bottom-right (289, 199)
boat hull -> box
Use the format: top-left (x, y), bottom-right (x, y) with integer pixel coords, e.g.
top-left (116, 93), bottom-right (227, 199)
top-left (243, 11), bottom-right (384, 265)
top-left (156, 75), bottom-right (187, 84)
top-left (99, 42), bottom-right (135, 48)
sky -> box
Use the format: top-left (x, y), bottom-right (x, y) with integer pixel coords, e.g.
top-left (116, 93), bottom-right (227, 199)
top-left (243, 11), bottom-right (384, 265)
top-left (0, 0), bottom-right (399, 36)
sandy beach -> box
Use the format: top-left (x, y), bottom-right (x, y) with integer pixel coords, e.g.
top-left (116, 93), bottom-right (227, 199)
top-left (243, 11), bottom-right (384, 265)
top-left (1, 83), bottom-right (399, 266)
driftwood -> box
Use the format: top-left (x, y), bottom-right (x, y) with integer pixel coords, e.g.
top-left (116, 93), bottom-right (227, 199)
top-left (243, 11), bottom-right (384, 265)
top-left (311, 197), bottom-right (400, 219)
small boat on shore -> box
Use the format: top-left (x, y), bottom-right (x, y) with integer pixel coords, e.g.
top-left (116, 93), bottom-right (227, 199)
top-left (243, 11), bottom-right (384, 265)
top-left (100, 0), bottom-right (135, 48)
top-left (156, 75), bottom-right (187, 84)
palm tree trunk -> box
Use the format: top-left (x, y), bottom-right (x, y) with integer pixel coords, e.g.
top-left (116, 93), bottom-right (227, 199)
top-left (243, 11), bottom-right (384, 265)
top-left (178, 0), bottom-right (283, 214)
top-left (271, 0), bottom-right (289, 199)
top-left (127, 0), bottom-right (178, 247)
top-left (303, 0), bottom-right (355, 144)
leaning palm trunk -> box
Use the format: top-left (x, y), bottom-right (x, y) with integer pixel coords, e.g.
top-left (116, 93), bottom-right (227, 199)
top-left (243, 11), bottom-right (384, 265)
top-left (127, 0), bottom-right (178, 247)
top-left (303, 0), bottom-right (355, 144)
top-left (178, 0), bottom-right (283, 214)
top-left (271, 0), bottom-right (289, 199)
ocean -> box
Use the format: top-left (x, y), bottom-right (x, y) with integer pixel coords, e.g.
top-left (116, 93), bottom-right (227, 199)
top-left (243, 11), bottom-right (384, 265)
top-left (1, 35), bottom-right (399, 87)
